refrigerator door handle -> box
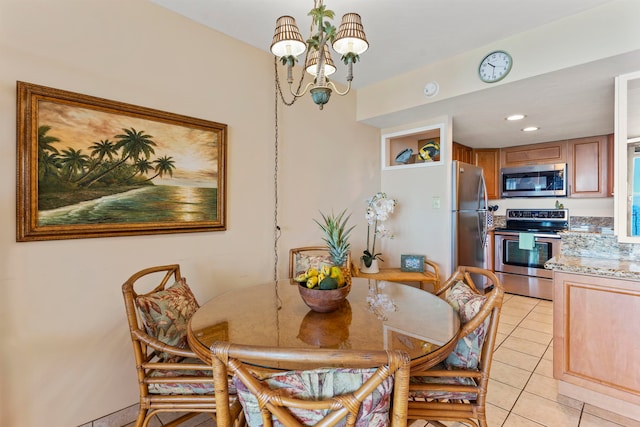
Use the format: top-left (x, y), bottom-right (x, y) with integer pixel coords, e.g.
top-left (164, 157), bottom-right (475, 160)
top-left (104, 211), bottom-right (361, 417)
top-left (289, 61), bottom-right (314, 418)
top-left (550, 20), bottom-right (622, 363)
top-left (478, 173), bottom-right (489, 249)
top-left (478, 173), bottom-right (488, 211)
top-left (478, 211), bottom-right (487, 249)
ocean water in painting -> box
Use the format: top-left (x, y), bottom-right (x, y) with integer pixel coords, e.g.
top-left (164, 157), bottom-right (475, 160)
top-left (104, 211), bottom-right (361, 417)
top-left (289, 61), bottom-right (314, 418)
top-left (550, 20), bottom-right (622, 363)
top-left (37, 185), bottom-right (217, 225)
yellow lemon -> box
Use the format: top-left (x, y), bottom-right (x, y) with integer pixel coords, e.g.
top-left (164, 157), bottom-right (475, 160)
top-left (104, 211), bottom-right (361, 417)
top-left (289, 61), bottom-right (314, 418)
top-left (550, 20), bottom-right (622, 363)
top-left (306, 276), bottom-right (319, 288)
top-left (320, 265), bottom-right (331, 277)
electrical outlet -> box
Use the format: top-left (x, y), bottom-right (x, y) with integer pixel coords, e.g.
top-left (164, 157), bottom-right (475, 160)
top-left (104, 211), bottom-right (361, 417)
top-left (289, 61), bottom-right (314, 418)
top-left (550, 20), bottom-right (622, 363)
top-left (432, 196), bottom-right (441, 209)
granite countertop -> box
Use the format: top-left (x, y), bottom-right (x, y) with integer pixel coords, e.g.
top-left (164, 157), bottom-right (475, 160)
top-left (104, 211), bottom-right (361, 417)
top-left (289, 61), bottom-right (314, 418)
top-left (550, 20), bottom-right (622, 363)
top-left (545, 255), bottom-right (640, 281)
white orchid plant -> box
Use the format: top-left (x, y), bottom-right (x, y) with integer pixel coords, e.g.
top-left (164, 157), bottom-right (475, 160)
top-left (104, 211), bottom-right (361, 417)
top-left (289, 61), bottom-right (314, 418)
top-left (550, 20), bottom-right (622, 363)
top-left (362, 192), bottom-right (397, 267)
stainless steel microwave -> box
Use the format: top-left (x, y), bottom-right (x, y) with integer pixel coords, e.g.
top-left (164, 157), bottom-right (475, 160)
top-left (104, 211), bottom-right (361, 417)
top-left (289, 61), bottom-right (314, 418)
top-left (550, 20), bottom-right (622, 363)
top-left (500, 163), bottom-right (567, 198)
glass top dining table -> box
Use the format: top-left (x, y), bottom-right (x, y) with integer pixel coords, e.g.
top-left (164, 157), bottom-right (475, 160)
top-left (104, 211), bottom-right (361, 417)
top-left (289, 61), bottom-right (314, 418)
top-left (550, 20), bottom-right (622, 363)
top-left (187, 277), bottom-right (460, 371)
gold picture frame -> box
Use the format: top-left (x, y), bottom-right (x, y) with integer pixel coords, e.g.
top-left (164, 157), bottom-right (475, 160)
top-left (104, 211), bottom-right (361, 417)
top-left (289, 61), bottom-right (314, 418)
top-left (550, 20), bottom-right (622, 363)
top-left (16, 81), bottom-right (227, 241)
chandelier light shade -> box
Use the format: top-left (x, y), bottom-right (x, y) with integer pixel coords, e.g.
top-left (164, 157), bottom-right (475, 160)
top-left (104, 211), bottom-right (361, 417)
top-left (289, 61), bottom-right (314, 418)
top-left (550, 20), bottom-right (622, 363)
top-left (271, 1), bottom-right (368, 110)
top-left (305, 44), bottom-right (336, 76)
top-left (332, 13), bottom-right (368, 55)
top-left (270, 16), bottom-right (306, 58)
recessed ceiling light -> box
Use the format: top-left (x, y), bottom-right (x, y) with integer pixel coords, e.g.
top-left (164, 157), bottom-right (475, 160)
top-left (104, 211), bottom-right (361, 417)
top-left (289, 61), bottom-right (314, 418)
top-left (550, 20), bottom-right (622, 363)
top-left (506, 114), bottom-right (525, 121)
top-left (522, 126), bottom-right (539, 132)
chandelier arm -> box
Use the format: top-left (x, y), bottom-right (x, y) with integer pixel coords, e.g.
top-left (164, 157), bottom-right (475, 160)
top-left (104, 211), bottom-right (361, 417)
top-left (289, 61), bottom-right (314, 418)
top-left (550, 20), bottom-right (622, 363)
top-left (275, 57), bottom-right (304, 107)
top-left (327, 80), bottom-right (352, 96)
top-left (290, 81), bottom-right (315, 98)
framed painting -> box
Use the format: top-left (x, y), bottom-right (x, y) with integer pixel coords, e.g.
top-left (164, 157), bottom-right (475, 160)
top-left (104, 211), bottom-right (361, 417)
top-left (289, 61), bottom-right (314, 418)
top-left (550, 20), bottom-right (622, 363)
top-left (16, 81), bottom-right (227, 241)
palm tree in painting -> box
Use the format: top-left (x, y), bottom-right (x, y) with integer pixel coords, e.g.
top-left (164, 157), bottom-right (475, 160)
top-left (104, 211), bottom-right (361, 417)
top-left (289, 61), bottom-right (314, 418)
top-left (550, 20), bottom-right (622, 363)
top-left (89, 139), bottom-right (119, 162)
top-left (74, 139), bottom-right (119, 184)
top-left (115, 127), bottom-right (157, 161)
top-left (124, 158), bottom-right (155, 182)
top-left (39, 151), bottom-right (61, 180)
top-left (81, 127), bottom-right (157, 188)
top-left (59, 148), bottom-right (90, 181)
top-left (37, 125), bottom-right (61, 181)
top-left (141, 155), bottom-right (176, 182)
top-left (37, 125), bottom-right (60, 158)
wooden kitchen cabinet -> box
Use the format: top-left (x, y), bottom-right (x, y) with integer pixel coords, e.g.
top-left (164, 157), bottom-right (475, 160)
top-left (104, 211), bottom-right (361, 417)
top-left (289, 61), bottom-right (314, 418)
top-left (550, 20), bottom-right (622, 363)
top-left (553, 271), bottom-right (640, 419)
top-left (473, 148), bottom-right (500, 200)
top-left (452, 141), bottom-right (472, 163)
top-left (567, 134), bottom-right (608, 198)
top-left (500, 140), bottom-right (567, 167)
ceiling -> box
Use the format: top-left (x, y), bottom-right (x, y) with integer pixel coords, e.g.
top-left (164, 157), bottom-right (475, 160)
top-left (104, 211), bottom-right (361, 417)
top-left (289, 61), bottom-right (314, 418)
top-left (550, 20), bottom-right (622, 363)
top-left (150, 0), bottom-right (640, 148)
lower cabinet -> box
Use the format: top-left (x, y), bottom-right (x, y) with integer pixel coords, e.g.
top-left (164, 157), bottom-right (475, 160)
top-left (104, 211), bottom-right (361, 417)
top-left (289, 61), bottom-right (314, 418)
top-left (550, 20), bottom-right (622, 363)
top-left (553, 271), bottom-right (640, 420)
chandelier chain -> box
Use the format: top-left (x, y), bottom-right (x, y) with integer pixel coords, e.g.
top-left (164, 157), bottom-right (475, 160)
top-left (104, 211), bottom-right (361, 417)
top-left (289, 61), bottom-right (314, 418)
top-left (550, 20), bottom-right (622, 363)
top-left (273, 59), bottom-right (283, 309)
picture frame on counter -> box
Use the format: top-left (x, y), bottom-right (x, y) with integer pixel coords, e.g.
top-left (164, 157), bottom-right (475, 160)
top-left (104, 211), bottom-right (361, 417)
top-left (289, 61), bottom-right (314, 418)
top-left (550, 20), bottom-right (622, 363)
top-left (400, 254), bottom-right (425, 272)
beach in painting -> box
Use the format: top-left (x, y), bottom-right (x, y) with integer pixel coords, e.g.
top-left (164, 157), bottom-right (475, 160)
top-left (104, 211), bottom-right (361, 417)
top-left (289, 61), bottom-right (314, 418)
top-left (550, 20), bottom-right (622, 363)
top-left (38, 185), bottom-right (218, 225)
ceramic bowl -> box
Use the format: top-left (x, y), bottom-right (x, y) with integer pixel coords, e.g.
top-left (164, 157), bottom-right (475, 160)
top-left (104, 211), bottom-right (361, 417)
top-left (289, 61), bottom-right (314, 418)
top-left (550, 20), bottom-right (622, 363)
top-left (297, 282), bottom-right (351, 313)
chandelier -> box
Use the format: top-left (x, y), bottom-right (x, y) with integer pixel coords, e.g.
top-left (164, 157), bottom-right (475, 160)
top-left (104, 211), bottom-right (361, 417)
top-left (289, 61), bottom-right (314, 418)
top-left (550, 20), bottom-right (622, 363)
top-left (270, 0), bottom-right (368, 110)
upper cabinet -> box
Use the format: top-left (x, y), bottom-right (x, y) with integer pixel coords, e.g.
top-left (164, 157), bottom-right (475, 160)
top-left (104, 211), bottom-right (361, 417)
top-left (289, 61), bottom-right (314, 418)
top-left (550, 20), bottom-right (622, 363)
top-left (567, 135), bottom-right (608, 198)
top-left (382, 125), bottom-right (443, 170)
top-left (614, 71), bottom-right (640, 243)
top-left (473, 149), bottom-right (500, 200)
top-left (452, 141), bottom-right (472, 164)
top-left (500, 140), bottom-right (567, 168)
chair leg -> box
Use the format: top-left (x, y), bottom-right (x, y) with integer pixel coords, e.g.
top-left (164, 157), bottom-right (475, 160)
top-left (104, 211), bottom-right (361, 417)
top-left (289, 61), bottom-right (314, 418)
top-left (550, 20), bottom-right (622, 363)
top-left (134, 408), bottom-right (147, 427)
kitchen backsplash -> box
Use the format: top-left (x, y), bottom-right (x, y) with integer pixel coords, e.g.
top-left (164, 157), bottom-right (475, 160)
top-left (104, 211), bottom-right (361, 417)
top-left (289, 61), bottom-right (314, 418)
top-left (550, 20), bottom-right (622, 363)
top-left (560, 231), bottom-right (640, 261)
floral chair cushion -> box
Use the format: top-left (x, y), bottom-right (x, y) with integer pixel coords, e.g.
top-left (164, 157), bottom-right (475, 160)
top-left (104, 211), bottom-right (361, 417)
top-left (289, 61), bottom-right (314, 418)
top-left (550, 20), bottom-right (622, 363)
top-left (234, 367), bottom-right (393, 427)
top-left (135, 278), bottom-right (200, 362)
top-left (444, 281), bottom-right (489, 370)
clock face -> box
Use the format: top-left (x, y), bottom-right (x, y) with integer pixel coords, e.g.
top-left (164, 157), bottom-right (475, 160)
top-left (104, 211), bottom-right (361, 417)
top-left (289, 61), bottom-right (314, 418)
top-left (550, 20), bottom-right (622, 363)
top-left (478, 51), bottom-right (512, 83)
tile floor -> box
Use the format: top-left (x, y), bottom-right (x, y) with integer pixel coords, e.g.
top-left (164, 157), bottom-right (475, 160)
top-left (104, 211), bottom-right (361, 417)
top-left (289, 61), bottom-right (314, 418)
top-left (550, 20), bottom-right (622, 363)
top-left (94, 293), bottom-right (640, 427)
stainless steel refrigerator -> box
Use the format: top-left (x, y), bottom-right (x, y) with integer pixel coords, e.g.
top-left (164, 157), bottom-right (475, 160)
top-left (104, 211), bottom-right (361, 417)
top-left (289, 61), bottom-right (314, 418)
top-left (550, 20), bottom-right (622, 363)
top-left (451, 161), bottom-right (489, 285)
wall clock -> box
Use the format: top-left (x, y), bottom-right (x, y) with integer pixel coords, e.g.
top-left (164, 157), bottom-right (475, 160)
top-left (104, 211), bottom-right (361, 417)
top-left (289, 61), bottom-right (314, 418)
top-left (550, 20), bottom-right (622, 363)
top-left (478, 50), bottom-right (512, 83)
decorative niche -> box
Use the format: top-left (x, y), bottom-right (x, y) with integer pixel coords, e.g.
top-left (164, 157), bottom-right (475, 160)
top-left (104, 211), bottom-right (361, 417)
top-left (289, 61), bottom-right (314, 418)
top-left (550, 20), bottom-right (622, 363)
top-left (381, 124), bottom-right (444, 170)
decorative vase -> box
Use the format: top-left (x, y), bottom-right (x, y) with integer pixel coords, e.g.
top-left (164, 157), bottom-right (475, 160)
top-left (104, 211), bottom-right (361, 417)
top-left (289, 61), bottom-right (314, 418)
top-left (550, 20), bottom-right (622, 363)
top-left (360, 258), bottom-right (380, 274)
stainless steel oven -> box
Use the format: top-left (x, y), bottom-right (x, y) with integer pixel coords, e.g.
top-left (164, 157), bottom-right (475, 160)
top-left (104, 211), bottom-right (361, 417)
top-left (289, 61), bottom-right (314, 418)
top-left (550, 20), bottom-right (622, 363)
top-left (493, 209), bottom-right (568, 300)
top-left (494, 231), bottom-right (560, 300)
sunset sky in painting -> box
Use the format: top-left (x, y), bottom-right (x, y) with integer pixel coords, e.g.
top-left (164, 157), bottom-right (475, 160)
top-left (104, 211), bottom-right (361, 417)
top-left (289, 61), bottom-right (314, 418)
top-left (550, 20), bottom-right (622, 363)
top-left (37, 100), bottom-right (220, 187)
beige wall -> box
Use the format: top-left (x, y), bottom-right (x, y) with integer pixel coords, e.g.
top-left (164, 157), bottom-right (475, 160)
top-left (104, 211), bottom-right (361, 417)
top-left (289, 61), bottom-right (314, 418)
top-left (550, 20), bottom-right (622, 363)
top-left (0, 1), bottom-right (379, 426)
top-left (357, 0), bottom-right (640, 124)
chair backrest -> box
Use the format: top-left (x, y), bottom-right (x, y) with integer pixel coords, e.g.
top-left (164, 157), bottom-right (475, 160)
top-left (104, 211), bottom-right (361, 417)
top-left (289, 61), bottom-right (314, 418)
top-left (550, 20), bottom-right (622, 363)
top-left (407, 266), bottom-right (504, 425)
top-left (211, 343), bottom-right (410, 427)
top-left (437, 266), bottom-right (502, 339)
top-left (289, 246), bottom-right (352, 279)
top-left (122, 265), bottom-right (214, 398)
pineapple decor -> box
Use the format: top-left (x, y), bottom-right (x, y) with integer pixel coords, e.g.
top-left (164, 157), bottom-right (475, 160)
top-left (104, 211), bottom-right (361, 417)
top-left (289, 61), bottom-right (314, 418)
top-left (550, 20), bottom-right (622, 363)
top-left (294, 209), bottom-right (355, 290)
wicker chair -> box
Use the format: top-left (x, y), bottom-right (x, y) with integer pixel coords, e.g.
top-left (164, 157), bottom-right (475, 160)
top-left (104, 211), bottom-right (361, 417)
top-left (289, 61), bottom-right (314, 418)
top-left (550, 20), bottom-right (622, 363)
top-left (122, 264), bottom-right (234, 427)
top-left (407, 266), bottom-right (504, 427)
top-left (211, 343), bottom-right (411, 427)
top-left (288, 246), bottom-right (352, 279)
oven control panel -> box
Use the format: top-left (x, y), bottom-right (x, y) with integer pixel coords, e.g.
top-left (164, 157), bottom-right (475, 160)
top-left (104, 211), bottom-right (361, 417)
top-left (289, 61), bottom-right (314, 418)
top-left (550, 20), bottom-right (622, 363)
top-left (497, 209), bottom-right (569, 234)
top-left (505, 209), bottom-right (568, 221)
